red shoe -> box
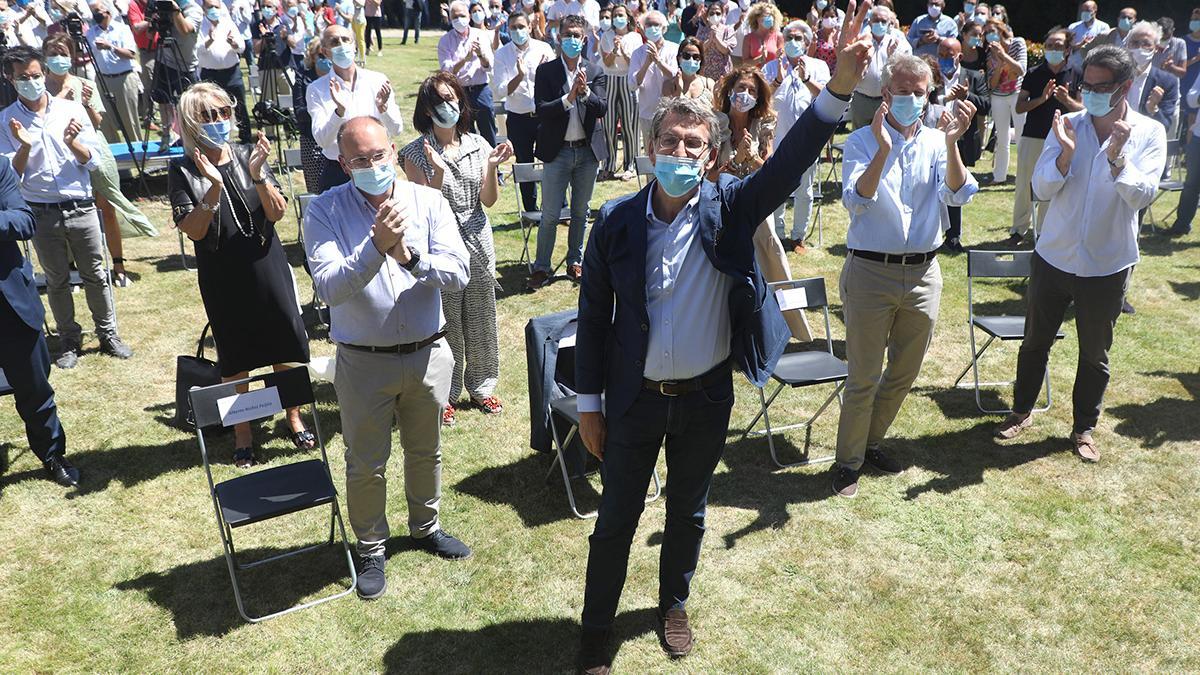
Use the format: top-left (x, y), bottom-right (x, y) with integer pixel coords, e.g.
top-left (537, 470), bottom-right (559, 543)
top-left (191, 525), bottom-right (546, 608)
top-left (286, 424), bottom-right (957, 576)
top-left (474, 396), bottom-right (503, 415)
top-left (442, 404), bottom-right (457, 427)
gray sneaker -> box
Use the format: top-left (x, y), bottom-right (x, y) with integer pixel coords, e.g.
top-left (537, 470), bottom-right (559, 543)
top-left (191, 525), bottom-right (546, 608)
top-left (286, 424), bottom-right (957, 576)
top-left (100, 336), bottom-right (134, 360)
top-left (54, 348), bottom-right (79, 369)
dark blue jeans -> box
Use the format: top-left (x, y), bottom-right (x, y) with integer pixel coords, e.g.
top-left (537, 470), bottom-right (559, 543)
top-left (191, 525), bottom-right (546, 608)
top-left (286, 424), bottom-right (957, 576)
top-left (1173, 132), bottom-right (1200, 233)
top-left (581, 371), bottom-right (735, 629)
top-left (403, 5), bottom-right (422, 42)
top-left (464, 83), bottom-right (497, 147)
top-left (0, 294), bottom-right (66, 464)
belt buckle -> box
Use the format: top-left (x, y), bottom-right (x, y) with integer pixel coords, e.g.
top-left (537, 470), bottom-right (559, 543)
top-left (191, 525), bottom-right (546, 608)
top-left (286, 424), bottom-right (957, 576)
top-left (658, 381), bottom-right (679, 396)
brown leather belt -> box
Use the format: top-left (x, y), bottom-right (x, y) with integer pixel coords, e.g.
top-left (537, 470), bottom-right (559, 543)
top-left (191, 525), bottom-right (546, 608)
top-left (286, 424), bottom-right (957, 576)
top-left (340, 331), bottom-right (445, 354)
top-left (643, 362), bottom-right (731, 397)
top-left (852, 249), bottom-right (938, 265)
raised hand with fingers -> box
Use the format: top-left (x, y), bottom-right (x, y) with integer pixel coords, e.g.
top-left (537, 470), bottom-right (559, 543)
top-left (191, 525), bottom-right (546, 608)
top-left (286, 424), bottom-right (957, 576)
top-left (62, 117), bottom-right (84, 146)
top-left (375, 80), bottom-right (393, 113)
top-left (423, 139), bottom-right (449, 174)
top-left (871, 99), bottom-right (891, 154)
top-left (1107, 119), bottom-right (1131, 160)
top-left (1051, 109), bottom-right (1075, 155)
top-left (329, 77), bottom-right (351, 115)
top-left (939, 99), bottom-right (976, 142)
top-left (487, 141), bottom-right (513, 168)
top-left (827, 0), bottom-right (874, 97)
top-left (193, 148), bottom-right (223, 184)
top-left (248, 130), bottom-right (271, 180)
top-left (9, 118), bottom-right (31, 147)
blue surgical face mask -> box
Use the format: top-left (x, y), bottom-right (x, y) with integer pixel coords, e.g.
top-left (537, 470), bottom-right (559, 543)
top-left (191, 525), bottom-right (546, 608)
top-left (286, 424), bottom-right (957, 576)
top-left (889, 93), bottom-right (926, 127)
top-left (206, 7), bottom-right (220, 21)
top-left (200, 120), bottom-right (231, 147)
top-left (599, 18), bottom-right (611, 31)
top-left (350, 161), bottom-right (396, 196)
top-left (471, 10), bottom-right (484, 23)
top-left (645, 25), bottom-right (663, 41)
top-left (870, 21), bottom-right (887, 37)
top-left (288, 6), bottom-right (299, 16)
top-left (967, 35), bottom-right (982, 47)
top-left (985, 31), bottom-right (999, 42)
top-left (316, 56), bottom-right (332, 74)
top-left (1192, 19), bottom-right (1200, 33)
top-left (762, 15), bottom-right (773, 28)
top-left (654, 154), bottom-right (705, 197)
top-left (964, 2), bottom-right (974, 14)
top-left (971, 12), bottom-right (985, 25)
top-left (331, 43), bottom-right (354, 68)
top-left (510, 27), bottom-right (529, 44)
top-left (816, 0), bottom-right (827, 8)
top-left (927, 5), bottom-right (941, 18)
top-left (1082, 88), bottom-right (1116, 117)
top-left (679, 56), bottom-right (700, 74)
top-left (433, 101), bottom-right (460, 128)
top-left (1117, 16), bottom-right (1131, 31)
top-left (261, 6), bottom-right (276, 18)
top-left (784, 38), bottom-right (803, 58)
top-left (1044, 49), bottom-right (1065, 65)
top-left (612, 15), bottom-right (627, 29)
top-left (46, 55), bottom-right (72, 75)
top-left (14, 76), bottom-right (44, 102)
top-left (1080, 10), bottom-right (1093, 22)
top-left (938, 55), bottom-right (957, 76)
top-left (560, 35), bottom-right (583, 57)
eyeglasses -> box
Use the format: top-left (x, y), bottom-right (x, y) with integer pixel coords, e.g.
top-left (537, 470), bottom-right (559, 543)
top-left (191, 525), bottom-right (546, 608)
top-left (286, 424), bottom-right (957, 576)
top-left (1081, 79), bottom-right (1120, 94)
top-left (344, 150), bottom-right (391, 170)
top-left (655, 134), bottom-right (709, 158)
top-left (198, 105), bottom-right (234, 122)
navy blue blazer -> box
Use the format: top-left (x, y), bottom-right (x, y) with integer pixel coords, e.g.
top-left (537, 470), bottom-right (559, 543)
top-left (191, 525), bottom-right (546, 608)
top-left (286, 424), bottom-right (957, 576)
top-left (0, 154), bottom-right (40, 332)
top-left (576, 100), bottom-right (839, 424)
top-left (1137, 67), bottom-right (1179, 131)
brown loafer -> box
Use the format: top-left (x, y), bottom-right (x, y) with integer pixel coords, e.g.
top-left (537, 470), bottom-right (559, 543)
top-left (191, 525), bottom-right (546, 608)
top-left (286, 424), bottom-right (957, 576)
top-left (567, 263), bottom-right (583, 282)
top-left (527, 270), bottom-right (549, 290)
top-left (1072, 432), bottom-right (1100, 463)
top-left (994, 411), bottom-right (1033, 440)
top-left (577, 627), bottom-right (611, 675)
top-left (658, 607), bottom-right (694, 658)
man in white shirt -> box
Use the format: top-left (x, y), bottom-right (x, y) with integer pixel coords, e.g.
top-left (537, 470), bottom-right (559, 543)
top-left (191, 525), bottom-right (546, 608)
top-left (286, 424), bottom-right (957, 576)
top-left (833, 54), bottom-right (977, 498)
top-left (198, 0), bottom-right (252, 143)
top-left (1068, 0), bottom-right (1109, 69)
top-left (86, 0), bottom-right (142, 143)
top-left (438, 0), bottom-right (496, 145)
top-left (308, 24), bottom-right (403, 190)
top-left (850, 4), bottom-right (910, 128)
top-left (995, 45), bottom-right (1165, 463)
top-left (0, 47), bottom-right (134, 369)
top-left (628, 11), bottom-right (676, 152)
top-left (490, 10), bottom-right (553, 211)
top-left (766, 20), bottom-right (829, 249)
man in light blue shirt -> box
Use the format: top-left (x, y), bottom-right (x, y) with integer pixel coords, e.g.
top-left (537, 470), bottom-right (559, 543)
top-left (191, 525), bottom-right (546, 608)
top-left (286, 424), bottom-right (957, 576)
top-left (303, 116), bottom-right (472, 601)
top-left (832, 53), bottom-right (977, 499)
top-left (0, 46), bottom-right (132, 369)
top-left (906, 0), bottom-right (958, 56)
top-left (86, 1), bottom-right (143, 143)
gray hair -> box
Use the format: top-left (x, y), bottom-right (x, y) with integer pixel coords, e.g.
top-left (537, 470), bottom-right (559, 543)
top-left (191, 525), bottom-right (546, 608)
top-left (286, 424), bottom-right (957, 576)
top-left (448, 0), bottom-right (468, 13)
top-left (881, 53), bottom-right (933, 89)
top-left (784, 19), bottom-right (812, 42)
top-left (650, 96), bottom-right (720, 152)
top-left (1084, 44), bottom-right (1136, 83)
top-left (1127, 19), bottom-right (1162, 44)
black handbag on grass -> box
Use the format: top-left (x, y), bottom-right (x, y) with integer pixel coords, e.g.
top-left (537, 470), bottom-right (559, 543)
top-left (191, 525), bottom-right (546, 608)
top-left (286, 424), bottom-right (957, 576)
top-left (174, 323), bottom-right (222, 430)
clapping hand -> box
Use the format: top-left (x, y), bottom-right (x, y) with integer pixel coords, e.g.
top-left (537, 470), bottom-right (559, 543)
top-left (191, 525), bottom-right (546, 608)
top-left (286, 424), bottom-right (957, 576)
top-left (8, 118), bottom-right (30, 147)
top-left (1107, 119), bottom-right (1131, 160)
top-left (62, 117), bottom-right (84, 147)
top-left (1041, 78), bottom-right (1056, 101)
top-left (60, 86), bottom-right (76, 100)
top-left (1146, 85), bottom-right (1164, 110)
top-left (1052, 84), bottom-right (1071, 104)
top-left (375, 80), bottom-right (393, 113)
top-left (947, 81), bottom-right (967, 101)
top-left (369, 198), bottom-right (409, 257)
top-left (193, 148), bottom-right (223, 184)
top-left (81, 83), bottom-right (94, 103)
top-left (329, 77), bottom-right (351, 115)
top-left (94, 38), bottom-right (111, 51)
top-left (248, 130), bottom-right (271, 181)
top-left (871, 100), bottom-right (891, 154)
top-left (938, 99), bottom-right (976, 142)
top-left (568, 68), bottom-right (587, 101)
top-left (645, 39), bottom-right (659, 63)
top-left (487, 141), bottom-right (513, 168)
top-left (1051, 109), bottom-right (1076, 156)
top-left (827, 0), bottom-right (874, 98)
top-left (423, 139), bottom-right (448, 174)
top-left (734, 128), bottom-right (752, 161)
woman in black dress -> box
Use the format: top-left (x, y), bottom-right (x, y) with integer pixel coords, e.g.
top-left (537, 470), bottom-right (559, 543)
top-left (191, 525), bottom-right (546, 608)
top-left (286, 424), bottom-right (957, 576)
top-left (169, 82), bottom-right (313, 468)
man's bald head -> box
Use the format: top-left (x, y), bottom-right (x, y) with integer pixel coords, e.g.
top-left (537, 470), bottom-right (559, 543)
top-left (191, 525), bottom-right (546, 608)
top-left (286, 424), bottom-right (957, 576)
top-left (322, 24), bottom-right (353, 49)
top-left (939, 37), bottom-right (962, 57)
top-left (337, 116), bottom-right (390, 157)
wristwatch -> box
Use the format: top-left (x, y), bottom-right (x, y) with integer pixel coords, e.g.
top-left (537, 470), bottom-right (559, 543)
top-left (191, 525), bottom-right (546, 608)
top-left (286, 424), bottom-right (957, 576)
top-left (401, 246), bottom-right (421, 271)
top-left (1108, 154), bottom-right (1126, 170)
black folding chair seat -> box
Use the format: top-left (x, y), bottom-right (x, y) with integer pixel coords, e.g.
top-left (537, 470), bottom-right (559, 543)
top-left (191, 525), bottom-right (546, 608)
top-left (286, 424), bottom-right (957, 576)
top-left (215, 459), bottom-right (337, 528)
top-left (772, 351), bottom-right (849, 387)
top-left (972, 315), bottom-right (1066, 341)
top-left (549, 394), bottom-right (580, 424)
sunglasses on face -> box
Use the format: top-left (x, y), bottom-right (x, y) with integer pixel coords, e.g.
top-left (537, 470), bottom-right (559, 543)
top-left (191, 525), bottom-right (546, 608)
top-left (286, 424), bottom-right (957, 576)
top-left (199, 106), bottom-right (234, 122)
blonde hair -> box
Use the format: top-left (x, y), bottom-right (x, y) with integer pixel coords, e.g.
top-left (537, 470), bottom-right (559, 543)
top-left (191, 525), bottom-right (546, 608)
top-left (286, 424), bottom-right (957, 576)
top-left (746, 2), bottom-right (781, 32)
top-left (178, 82), bottom-right (238, 154)
top-left (303, 34), bottom-right (322, 69)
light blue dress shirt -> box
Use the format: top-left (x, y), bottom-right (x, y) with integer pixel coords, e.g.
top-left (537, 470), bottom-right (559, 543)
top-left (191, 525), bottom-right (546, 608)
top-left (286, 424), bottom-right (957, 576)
top-left (86, 21), bottom-right (137, 75)
top-left (905, 13), bottom-right (959, 56)
top-left (303, 180), bottom-right (470, 347)
top-left (0, 96), bottom-right (103, 203)
top-left (842, 122), bottom-right (979, 254)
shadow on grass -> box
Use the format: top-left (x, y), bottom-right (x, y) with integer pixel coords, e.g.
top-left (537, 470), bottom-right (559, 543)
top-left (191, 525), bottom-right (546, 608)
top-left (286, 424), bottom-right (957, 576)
top-left (454, 451), bottom-right (601, 527)
top-left (899, 421), bottom-right (1066, 500)
top-left (1138, 234), bottom-right (1200, 258)
top-left (917, 385), bottom-right (1013, 420)
top-left (115, 541), bottom-right (354, 639)
top-left (1108, 371), bottom-right (1200, 448)
top-left (381, 607), bottom-right (658, 674)
top-left (495, 261), bottom-right (535, 300)
top-left (1170, 280), bottom-right (1200, 301)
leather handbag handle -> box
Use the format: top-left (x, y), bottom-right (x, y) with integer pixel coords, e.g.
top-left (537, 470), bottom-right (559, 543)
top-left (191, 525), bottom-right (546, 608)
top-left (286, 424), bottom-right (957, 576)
top-left (196, 322), bottom-right (212, 360)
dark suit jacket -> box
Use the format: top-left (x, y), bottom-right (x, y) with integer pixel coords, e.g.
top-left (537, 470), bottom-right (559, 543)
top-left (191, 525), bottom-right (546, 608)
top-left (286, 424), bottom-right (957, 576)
top-left (575, 99), bottom-right (839, 424)
top-left (955, 67), bottom-right (991, 166)
top-left (1136, 66), bottom-right (1179, 130)
top-left (0, 155), bottom-right (40, 332)
top-left (534, 56), bottom-right (609, 164)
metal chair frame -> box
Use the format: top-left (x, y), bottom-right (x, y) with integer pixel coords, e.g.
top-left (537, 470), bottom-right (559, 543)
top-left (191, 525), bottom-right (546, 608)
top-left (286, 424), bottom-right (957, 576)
top-left (510, 161), bottom-right (573, 274)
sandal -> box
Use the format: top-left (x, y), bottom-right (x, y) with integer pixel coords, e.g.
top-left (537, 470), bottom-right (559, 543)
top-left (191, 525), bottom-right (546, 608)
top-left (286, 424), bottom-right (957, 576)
top-left (233, 447), bottom-right (256, 469)
top-left (290, 429), bottom-right (317, 449)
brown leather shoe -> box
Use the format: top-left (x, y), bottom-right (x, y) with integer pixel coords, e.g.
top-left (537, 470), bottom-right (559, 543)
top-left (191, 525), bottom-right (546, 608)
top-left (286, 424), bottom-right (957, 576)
top-left (527, 270), bottom-right (549, 290)
top-left (1072, 432), bottom-right (1100, 463)
top-left (994, 412), bottom-right (1033, 440)
top-left (567, 263), bottom-right (583, 282)
top-left (658, 608), bottom-right (694, 658)
top-left (577, 627), bottom-right (611, 675)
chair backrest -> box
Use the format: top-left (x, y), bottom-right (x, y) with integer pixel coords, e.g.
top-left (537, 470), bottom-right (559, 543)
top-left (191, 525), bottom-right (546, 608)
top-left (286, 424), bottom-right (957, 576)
top-left (298, 193), bottom-right (317, 221)
top-left (284, 148), bottom-right (304, 169)
top-left (277, 94), bottom-right (293, 109)
top-left (190, 366), bottom-right (316, 430)
top-left (512, 162), bottom-right (543, 184)
top-left (966, 249), bottom-right (1031, 279)
top-left (635, 156), bottom-right (654, 176)
top-left (769, 277), bottom-right (835, 353)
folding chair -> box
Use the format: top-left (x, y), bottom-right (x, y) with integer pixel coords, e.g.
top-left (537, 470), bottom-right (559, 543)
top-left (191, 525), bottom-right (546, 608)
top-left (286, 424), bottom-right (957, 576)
top-left (545, 322), bottom-right (660, 519)
top-left (1029, 181), bottom-right (1049, 240)
top-left (740, 277), bottom-right (846, 468)
top-left (296, 193), bottom-right (328, 326)
top-left (0, 367), bottom-right (12, 397)
top-left (1144, 138), bottom-right (1184, 230)
top-left (188, 367), bottom-right (356, 622)
top-left (951, 250), bottom-right (1062, 414)
top-left (634, 155), bottom-right (654, 190)
top-left (510, 162), bottom-right (572, 273)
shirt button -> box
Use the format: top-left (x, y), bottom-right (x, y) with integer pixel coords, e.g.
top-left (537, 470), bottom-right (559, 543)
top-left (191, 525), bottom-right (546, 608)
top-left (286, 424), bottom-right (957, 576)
top-left (640, 323), bottom-right (648, 332)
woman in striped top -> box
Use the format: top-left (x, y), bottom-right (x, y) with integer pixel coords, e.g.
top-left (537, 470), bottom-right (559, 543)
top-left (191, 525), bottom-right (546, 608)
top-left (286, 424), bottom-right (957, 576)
top-left (984, 17), bottom-right (1026, 183)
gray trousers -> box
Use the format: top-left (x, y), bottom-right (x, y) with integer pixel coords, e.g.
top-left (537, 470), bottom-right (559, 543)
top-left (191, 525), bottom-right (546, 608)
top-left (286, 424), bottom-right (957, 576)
top-left (98, 70), bottom-right (144, 144)
top-left (1013, 253), bottom-right (1132, 434)
top-left (31, 204), bottom-right (116, 347)
top-left (835, 254), bottom-right (943, 470)
top-left (333, 339), bottom-right (453, 557)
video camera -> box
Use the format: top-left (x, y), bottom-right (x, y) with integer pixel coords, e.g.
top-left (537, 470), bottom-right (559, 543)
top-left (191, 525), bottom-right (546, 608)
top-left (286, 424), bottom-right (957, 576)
top-left (148, 0), bottom-right (178, 34)
top-left (253, 99), bottom-right (298, 136)
top-left (63, 11), bottom-right (85, 38)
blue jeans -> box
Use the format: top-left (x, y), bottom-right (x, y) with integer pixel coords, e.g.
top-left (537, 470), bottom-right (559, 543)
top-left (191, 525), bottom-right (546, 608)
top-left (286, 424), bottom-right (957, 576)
top-left (581, 369), bottom-right (735, 629)
top-left (1173, 132), bottom-right (1200, 233)
top-left (463, 84), bottom-right (497, 147)
top-left (535, 145), bottom-right (597, 273)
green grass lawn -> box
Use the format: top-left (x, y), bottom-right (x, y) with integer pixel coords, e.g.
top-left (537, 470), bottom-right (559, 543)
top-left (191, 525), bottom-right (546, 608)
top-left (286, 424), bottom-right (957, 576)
top-left (2, 34), bottom-right (1199, 672)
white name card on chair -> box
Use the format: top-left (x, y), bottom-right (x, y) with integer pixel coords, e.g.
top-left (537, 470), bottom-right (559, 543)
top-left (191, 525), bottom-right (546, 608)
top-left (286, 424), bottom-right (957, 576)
top-left (217, 387), bottom-right (283, 427)
top-left (775, 287), bottom-right (809, 312)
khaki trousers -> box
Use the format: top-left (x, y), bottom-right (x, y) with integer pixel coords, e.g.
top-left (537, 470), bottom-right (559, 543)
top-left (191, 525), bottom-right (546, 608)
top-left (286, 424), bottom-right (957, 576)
top-left (333, 338), bottom-right (453, 557)
top-left (835, 254), bottom-right (942, 470)
top-left (1011, 136), bottom-right (1047, 237)
top-left (753, 220), bottom-right (812, 341)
